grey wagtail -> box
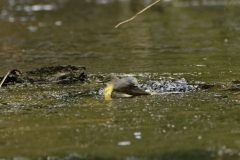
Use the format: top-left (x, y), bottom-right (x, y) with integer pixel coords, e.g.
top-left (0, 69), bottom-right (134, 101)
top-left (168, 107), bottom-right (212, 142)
top-left (102, 74), bottom-right (151, 100)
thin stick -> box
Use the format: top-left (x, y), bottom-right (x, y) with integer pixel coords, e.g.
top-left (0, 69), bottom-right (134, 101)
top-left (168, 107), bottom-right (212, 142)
top-left (0, 71), bottom-right (11, 87)
top-left (115, 0), bottom-right (162, 28)
top-left (225, 0), bottom-right (233, 10)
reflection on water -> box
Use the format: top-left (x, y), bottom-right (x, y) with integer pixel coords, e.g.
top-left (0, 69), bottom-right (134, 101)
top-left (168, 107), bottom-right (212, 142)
top-left (0, 0), bottom-right (240, 159)
top-left (0, 0), bottom-right (239, 80)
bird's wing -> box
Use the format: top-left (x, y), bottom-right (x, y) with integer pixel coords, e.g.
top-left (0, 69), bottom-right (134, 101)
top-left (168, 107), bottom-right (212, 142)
top-left (113, 77), bottom-right (150, 95)
top-left (128, 86), bottom-right (151, 95)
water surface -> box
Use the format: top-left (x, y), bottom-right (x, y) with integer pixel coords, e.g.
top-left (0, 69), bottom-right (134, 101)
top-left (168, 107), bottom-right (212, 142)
top-left (1, 0), bottom-right (240, 159)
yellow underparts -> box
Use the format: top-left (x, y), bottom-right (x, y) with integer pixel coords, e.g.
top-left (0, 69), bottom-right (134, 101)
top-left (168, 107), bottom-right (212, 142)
top-left (104, 84), bottom-right (114, 100)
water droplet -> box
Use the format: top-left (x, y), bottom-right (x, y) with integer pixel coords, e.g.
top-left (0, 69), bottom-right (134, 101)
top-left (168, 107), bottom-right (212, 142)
top-left (1, 10), bottom-right (8, 16)
top-left (133, 132), bottom-right (141, 136)
top-left (118, 141), bottom-right (131, 146)
top-left (38, 22), bottom-right (45, 27)
top-left (28, 26), bottom-right (38, 32)
top-left (55, 21), bottom-right (62, 26)
top-left (135, 136), bottom-right (141, 139)
top-left (24, 5), bottom-right (31, 12)
top-left (8, 16), bottom-right (15, 22)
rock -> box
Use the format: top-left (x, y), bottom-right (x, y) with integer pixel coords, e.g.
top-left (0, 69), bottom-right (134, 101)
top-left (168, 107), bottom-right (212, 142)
top-left (0, 65), bottom-right (87, 86)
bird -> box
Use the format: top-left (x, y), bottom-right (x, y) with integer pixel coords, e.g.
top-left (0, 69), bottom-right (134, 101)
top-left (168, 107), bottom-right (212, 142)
top-left (102, 74), bottom-right (151, 100)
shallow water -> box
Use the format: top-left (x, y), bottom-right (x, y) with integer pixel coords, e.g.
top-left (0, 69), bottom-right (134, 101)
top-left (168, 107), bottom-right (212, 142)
top-left (1, 0), bottom-right (240, 159)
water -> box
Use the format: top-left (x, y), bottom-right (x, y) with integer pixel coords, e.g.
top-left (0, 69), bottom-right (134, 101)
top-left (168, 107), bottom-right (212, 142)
top-left (1, 0), bottom-right (240, 159)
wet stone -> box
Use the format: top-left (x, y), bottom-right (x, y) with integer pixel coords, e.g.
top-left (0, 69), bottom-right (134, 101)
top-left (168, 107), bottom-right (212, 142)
top-left (0, 65), bottom-right (87, 86)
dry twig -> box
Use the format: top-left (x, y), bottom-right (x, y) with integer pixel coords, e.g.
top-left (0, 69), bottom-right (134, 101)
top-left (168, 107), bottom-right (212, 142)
top-left (225, 0), bottom-right (233, 10)
top-left (0, 71), bottom-right (11, 87)
top-left (115, 0), bottom-right (162, 28)
top-left (0, 69), bottom-right (22, 87)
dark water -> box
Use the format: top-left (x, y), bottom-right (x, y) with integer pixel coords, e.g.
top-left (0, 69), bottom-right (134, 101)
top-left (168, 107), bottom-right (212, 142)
top-left (1, 0), bottom-right (240, 159)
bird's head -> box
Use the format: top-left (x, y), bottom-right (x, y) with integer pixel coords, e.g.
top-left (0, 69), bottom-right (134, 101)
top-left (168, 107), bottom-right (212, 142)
top-left (103, 74), bottom-right (119, 86)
